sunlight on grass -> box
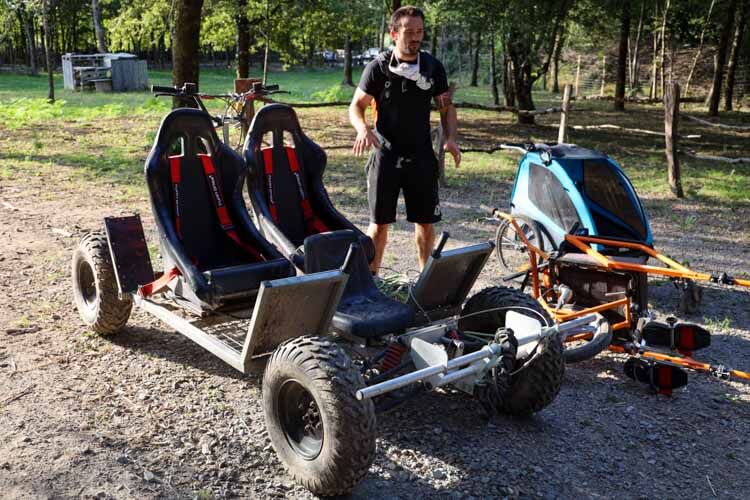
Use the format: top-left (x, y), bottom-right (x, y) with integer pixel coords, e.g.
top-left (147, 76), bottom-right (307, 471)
top-left (1, 67), bottom-right (747, 210)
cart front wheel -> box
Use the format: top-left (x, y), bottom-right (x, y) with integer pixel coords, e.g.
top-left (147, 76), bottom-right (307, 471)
top-left (263, 336), bottom-right (376, 496)
top-left (71, 231), bottom-right (132, 335)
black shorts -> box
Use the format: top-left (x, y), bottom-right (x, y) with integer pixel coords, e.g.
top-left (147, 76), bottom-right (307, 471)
top-left (365, 146), bottom-right (441, 225)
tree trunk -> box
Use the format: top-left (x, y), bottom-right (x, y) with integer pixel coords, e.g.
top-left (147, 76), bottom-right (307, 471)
top-left (172, 0), bottom-right (204, 107)
top-left (490, 33), bottom-right (499, 106)
top-left (470, 31), bottom-right (480, 86)
top-left (659, 0), bottom-right (670, 99)
top-left (392, 0), bottom-right (401, 12)
top-left (614, 0), bottom-right (631, 111)
top-left (506, 46), bottom-right (535, 124)
top-left (684, 0), bottom-right (716, 96)
top-left (649, 1), bottom-right (660, 99)
top-left (503, 52), bottom-right (515, 108)
top-left (158, 33), bottom-right (165, 69)
top-left (707, 0), bottom-right (738, 116)
top-left (20, 8), bottom-right (38, 76)
top-left (629, 0), bottom-right (644, 92)
top-left (236, 0), bottom-right (249, 78)
top-left (91, 0), bottom-right (107, 53)
top-left (42, 0), bottom-right (54, 102)
top-left (343, 35), bottom-right (353, 86)
top-left (664, 83), bottom-right (683, 198)
top-left (379, 9), bottom-right (386, 51)
top-left (430, 24), bottom-right (438, 55)
top-left (551, 30), bottom-right (564, 93)
top-left (514, 66), bottom-right (535, 124)
top-left (724, 0), bottom-right (747, 111)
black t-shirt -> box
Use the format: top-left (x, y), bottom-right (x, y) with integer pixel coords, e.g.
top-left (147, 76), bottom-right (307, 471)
top-left (358, 50), bottom-right (449, 154)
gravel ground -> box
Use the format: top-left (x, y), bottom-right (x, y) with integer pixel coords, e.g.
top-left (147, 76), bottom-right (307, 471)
top-left (1, 115), bottom-right (749, 499)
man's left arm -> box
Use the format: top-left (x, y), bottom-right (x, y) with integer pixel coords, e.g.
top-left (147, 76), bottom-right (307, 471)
top-left (433, 62), bottom-right (460, 168)
top-left (436, 93), bottom-right (460, 168)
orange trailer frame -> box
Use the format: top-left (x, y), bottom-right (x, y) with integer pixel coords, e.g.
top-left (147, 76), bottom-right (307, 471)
top-left (493, 210), bottom-right (750, 383)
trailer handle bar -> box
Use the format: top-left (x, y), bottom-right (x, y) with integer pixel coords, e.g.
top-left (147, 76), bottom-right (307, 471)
top-left (356, 314), bottom-right (596, 400)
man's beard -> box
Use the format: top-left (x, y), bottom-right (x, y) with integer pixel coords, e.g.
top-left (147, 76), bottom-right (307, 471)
top-left (400, 40), bottom-right (420, 57)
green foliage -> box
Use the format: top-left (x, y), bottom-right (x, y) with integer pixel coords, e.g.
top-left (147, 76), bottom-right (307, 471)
top-left (310, 84), bottom-right (356, 102)
top-left (106, 0), bottom-right (171, 53)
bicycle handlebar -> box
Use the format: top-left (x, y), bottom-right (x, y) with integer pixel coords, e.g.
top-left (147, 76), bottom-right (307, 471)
top-left (151, 85), bottom-right (178, 94)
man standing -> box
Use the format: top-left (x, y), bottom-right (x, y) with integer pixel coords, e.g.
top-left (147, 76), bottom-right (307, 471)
top-left (349, 5), bottom-right (460, 275)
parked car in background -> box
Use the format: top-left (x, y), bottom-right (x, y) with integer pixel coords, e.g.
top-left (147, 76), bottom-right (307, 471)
top-left (354, 47), bottom-right (380, 65)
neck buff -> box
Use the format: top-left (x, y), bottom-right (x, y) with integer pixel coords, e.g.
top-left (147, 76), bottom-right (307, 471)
top-left (389, 51), bottom-right (421, 81)
top-left (389, 51), bottom-right (433, 90)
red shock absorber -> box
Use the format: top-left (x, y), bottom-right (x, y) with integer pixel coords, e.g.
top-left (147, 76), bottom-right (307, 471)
top-left (379, 342), bottom-right (408, 372)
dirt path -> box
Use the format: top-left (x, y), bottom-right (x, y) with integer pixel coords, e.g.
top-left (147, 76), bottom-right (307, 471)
top-left (1, 114), bottom-right (750, 499)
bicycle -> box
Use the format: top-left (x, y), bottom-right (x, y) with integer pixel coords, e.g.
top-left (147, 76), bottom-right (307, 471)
top-left (151, 81), bottom-right (283, 151)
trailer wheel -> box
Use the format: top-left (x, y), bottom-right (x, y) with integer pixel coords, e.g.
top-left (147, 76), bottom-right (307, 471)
top-left (263, 336), bottom-right (376, 496)
top-left (459, 286), bottom-right (564, 416)
top-left (495, 215), bottom-right (544, 282)
top-left (561, 313), bottom-right (613, 363)
top-left (679, 279), bottom-right (703, 314)
top-left (71, 231), bottom-right (132, 335)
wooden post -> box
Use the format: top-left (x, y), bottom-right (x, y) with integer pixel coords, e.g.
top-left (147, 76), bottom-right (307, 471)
top-left (558, 84), bottom-right (572, 144)
top-left (664, 82), bottom-right (684, 198)
top-left (574, 55), bottom-right (581, 98)
top-left (600, 55), bottom-right (607, 97)
top-left (235, 78), bottom-right (261, 145)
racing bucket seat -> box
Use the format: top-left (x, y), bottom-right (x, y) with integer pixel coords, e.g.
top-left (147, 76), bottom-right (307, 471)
top-left (145, 108), bottom-right (294, 311)
top-left (243, 104), bottom-right (413, 338)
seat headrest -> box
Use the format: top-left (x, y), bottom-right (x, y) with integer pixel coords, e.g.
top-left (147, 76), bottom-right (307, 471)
top-left (152, 108), bottom-right (221, 157)
top-left (245, 104), bottom-right (303, 147)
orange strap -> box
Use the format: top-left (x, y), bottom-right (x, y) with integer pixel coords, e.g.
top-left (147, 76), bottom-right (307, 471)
top-left (198, 154), bottom-right (264, 262)
top-left (138, 266), bottom-right (181, 298)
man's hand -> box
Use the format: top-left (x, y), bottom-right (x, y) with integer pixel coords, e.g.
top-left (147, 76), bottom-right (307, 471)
top-left (444, 139), bottom-right (461, 168)
top-left (352, 128), bottom-right (381, 156)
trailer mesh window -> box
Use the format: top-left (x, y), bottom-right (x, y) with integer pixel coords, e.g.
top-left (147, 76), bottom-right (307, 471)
top-left (582, 160), bottom-right (646, 240)
top-left (528, 163), bottom-right (580, 233)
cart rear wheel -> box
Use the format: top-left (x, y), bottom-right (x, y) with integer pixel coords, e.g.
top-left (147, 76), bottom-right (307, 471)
top-left (495, 216), bottom-right (543, 282)
top-left (459, 286), bottom-right (564, 416)
top-left (263, 336), bottom-right (376, 496)
top-left (71, 231), bottom-right (132, 335)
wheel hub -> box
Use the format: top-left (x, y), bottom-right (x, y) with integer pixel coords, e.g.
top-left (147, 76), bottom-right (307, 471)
top-left (278, 379), bottom-right (323, 460)
top-left (77, 260), bottom-right (97, 306)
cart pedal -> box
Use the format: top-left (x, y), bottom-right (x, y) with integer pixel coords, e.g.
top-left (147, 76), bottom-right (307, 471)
top-left (624, 357), bottom-right (688, 395)
top-left (641, 321), bottom-right (711, 357)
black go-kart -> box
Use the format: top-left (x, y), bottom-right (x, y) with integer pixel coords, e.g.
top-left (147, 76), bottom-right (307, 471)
top-left (71, 86), bottom-right (594, 496)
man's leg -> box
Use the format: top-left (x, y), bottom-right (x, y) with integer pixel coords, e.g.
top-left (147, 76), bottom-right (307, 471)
top-left (415, 223), bottom-right (435, 271)
top-left (367, 223), bottom-right (389, 275)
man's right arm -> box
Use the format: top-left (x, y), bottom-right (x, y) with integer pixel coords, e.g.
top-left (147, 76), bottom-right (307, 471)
top-left (349, 88), bottom-right (380, 156)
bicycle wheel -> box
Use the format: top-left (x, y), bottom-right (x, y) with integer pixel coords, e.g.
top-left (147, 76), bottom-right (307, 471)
top-left (494, 215), bottom-right (543, 281)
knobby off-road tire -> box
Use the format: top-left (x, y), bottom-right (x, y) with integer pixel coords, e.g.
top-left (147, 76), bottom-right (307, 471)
top-left (459, 286), bottom-right (565, 416)
top-left (71, 231), bottom-right (132, 335)
top-left (263, 336), bottom-right (376, 496)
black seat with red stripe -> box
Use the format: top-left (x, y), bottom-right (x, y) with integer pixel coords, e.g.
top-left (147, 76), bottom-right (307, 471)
top-left (243, 104), bottom-right (413, 338)
top-left (145, 108), bottom-right (294, 310)
top-left (243, 103), bottom-right (374, 270)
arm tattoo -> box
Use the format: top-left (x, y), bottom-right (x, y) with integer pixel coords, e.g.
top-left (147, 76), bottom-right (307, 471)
top-left (435, 92), bottom-right (453, 112)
